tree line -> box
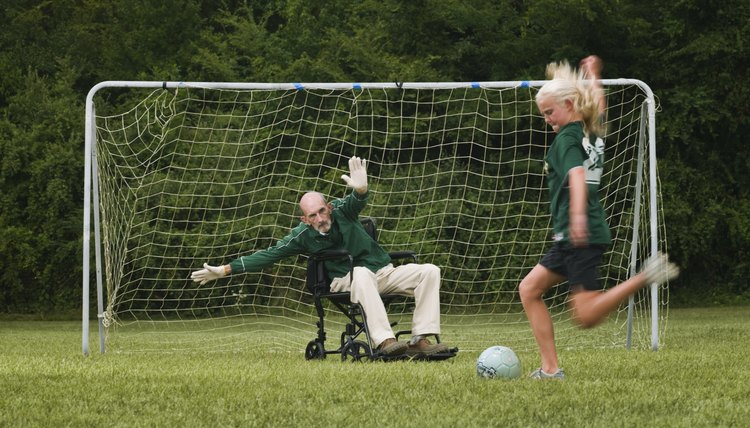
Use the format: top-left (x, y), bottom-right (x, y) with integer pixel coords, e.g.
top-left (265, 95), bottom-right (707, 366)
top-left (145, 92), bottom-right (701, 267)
top-left (1, 0), bottom-right (748, 313)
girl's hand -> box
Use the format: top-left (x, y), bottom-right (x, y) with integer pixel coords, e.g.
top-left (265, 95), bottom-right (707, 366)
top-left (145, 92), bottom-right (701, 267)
top-left (569, 213), bottom-right (589, 247)
top-left (580, 55), bottom-right (603, 79)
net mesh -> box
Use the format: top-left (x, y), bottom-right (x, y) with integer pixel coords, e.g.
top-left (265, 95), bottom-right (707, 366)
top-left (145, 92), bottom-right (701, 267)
top-left (91, 82), bottom-right (669, 353)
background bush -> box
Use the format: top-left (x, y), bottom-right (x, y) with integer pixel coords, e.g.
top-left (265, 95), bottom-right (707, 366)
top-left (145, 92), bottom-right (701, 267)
top-left (1, 0), bottom-right (748, 313)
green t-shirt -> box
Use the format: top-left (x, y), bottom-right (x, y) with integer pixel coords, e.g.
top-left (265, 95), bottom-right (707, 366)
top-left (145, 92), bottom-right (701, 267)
top-left (544, 121), bottom-right (611, 245)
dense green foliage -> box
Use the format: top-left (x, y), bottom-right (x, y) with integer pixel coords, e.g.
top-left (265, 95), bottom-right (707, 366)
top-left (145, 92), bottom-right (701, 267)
top-left (1, 307), bottom-right (748, 425)
top-left (1, 0), bottom-right (748, 313)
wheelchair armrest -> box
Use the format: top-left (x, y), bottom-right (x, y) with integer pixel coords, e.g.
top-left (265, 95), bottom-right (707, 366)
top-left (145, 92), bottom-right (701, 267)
top-left (311, 250), bottom-right (354, 289)
top-left (389, 250), bottom-right (418, 263)
top-left (312, 249), bottom-right (353, 262)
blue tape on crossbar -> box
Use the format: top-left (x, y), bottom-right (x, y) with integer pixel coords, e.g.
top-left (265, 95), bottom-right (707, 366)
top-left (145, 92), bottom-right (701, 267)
top-left (293, 83), bottom-right (304, 90)
top-left (353, 83), bottom-right (362, 90)
top-left (520, 81), bottom-right (530, 88)
top-left (471, 82), bottom-right (481, 88)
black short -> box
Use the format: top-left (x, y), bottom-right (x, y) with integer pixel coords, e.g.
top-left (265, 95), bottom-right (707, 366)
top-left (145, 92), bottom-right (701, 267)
top-left (540, 242), bottom-right (607, 291)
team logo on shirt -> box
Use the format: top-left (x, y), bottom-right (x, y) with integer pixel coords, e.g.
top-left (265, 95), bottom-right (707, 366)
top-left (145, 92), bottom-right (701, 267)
top-left (582, 136), bottom-right (605, 185)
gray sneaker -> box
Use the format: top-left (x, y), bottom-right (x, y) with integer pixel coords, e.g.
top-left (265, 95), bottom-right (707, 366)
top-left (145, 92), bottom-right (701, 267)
top-left (641, 251), bottom-right (680, 285)
top-left (529, 368), bottom-right (565, 380)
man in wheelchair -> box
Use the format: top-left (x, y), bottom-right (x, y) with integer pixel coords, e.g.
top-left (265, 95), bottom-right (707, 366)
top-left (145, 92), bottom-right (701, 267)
top-left (192, 156), bottom-right (453, 358)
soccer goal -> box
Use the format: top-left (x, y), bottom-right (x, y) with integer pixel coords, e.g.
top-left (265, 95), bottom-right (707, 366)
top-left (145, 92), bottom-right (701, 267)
top-left (82, 80), bottom-right (669, 356)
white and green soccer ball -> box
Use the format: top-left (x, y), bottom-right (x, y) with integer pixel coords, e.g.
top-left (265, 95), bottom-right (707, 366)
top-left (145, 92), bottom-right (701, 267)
top-left (476, 345), bottom-right (522, 379)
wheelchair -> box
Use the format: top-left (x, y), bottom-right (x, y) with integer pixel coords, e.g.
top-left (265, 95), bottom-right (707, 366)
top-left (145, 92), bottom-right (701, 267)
top-left (304, 217), bottom-right (458, 362)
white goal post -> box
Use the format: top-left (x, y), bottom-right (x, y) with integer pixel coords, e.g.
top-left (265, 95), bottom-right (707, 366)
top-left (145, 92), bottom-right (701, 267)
top-left (82, 80), bottom-right (668, 356)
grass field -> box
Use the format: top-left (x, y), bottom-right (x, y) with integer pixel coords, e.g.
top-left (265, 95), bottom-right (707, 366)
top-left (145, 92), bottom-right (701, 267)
top-left (1, 306), bottom-right (748, 427)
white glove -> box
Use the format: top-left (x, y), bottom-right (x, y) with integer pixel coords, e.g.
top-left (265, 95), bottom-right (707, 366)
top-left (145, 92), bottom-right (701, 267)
top-left (640, 252), bottom-right (680, 285)
top-left (191, 263), bottom-right (227, 285)
top-left (341, 156), bottom-right (368, 193)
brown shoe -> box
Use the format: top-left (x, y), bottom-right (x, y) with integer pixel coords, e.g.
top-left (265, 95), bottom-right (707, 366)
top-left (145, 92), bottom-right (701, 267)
top-left (406, 338), bottom-right (449, 357)
top-left (377, 338), bottom-right (407, 356)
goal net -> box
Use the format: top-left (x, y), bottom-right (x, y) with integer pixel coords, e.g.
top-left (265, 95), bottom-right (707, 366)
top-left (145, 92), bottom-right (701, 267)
top-left (82, 80), bottom-right (669, 355)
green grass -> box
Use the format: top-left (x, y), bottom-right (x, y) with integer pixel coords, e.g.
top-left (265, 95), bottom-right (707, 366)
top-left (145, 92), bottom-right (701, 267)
top-left (1, 307), bottom-right (748, 427)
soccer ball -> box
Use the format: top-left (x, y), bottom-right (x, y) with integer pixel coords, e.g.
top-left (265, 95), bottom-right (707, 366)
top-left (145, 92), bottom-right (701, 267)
top-left (476, 345), bottom-right (522, 379)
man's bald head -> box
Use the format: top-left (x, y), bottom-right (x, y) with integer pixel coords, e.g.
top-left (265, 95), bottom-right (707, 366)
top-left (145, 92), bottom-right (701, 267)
top-left (299, 192), bottom-right (333, 233)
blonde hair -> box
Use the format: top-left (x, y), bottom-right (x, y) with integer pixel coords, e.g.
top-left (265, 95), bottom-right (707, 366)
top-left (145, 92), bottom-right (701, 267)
top-left (536, 60), bottom-right (606, 137)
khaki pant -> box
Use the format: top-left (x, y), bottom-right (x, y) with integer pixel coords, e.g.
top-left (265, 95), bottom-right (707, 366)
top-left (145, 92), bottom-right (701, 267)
top-left (329, 263), bottom-right (441, 347)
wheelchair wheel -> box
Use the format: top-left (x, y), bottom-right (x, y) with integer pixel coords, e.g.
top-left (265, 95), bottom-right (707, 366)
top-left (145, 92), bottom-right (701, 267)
top-left (305, 340), bottom-right (326, 360)
top-left (341, 340), bottom-right (371, 362)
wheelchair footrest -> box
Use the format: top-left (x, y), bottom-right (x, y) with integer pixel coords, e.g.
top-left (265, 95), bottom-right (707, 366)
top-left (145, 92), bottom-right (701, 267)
top-left (370, 347), bottom-right (459, 362)
top-left (407, 347), bottom-right (459, 361)
top-left (371, 353), bottom-right (410, 362)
